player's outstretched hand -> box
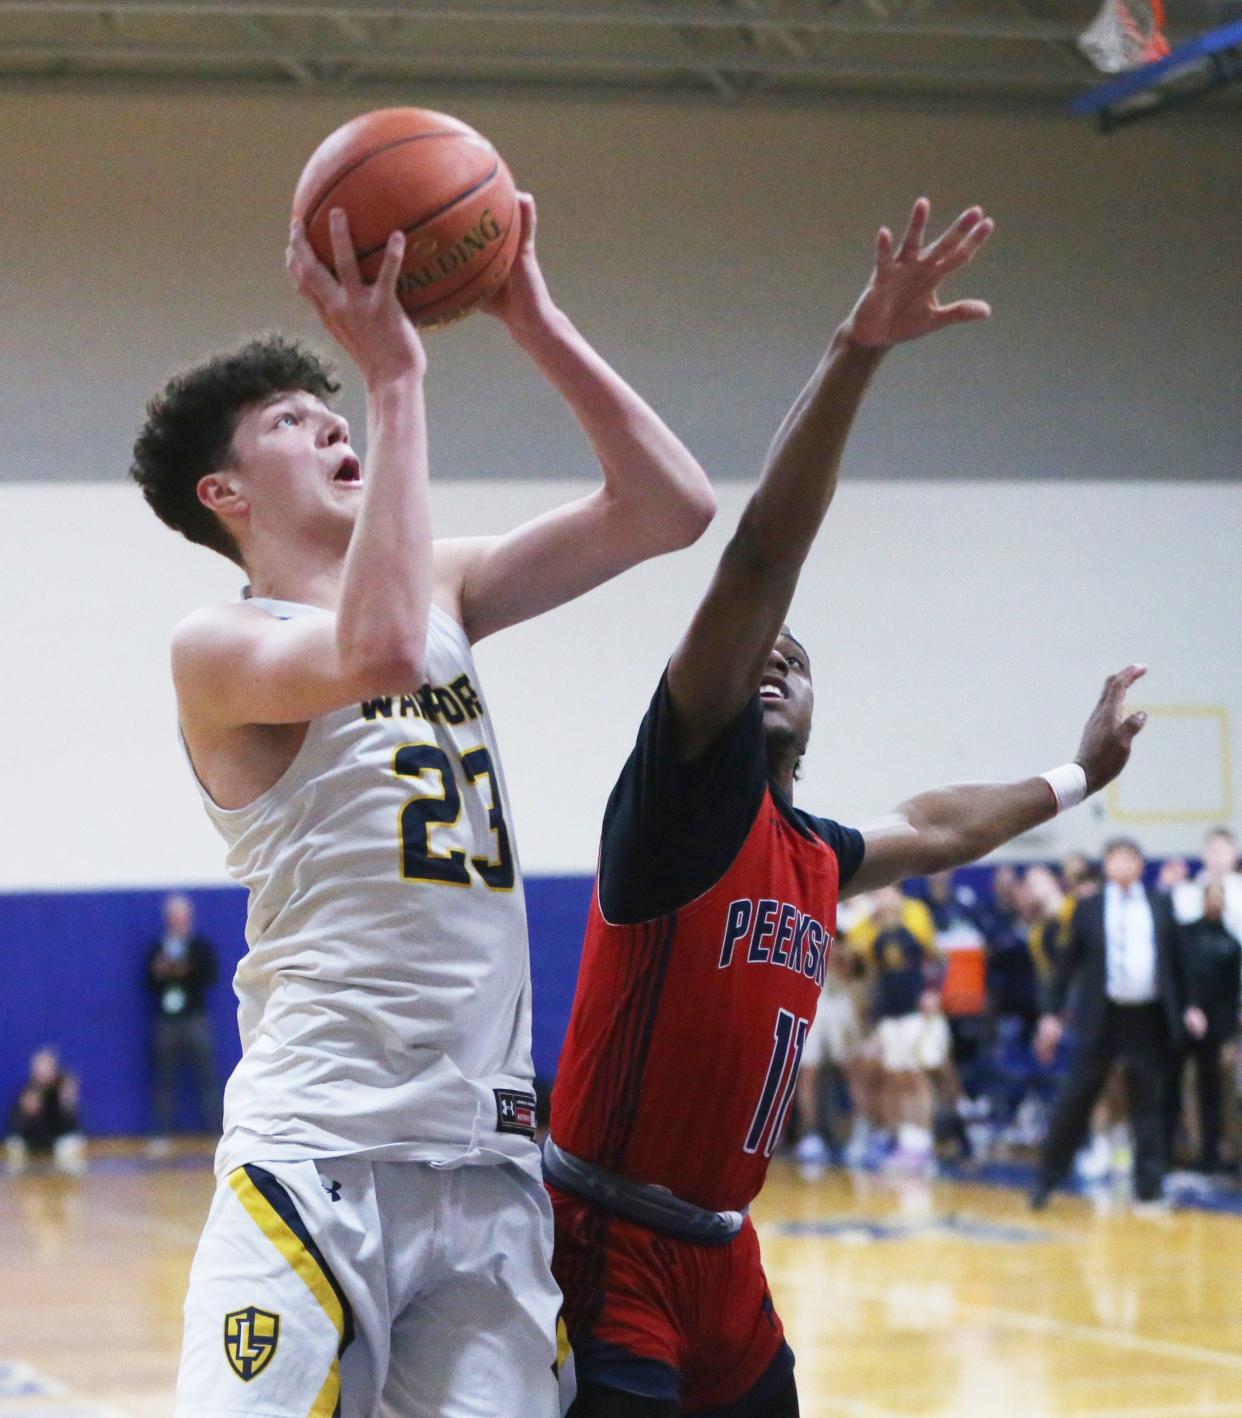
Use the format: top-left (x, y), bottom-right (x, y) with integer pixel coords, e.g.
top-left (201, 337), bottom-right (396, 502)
top-left (844, 197), bottom-right (995, 349)
top-left (287, 209), bottom-right (426, 385)
top-left (1073, 664), bottom-right (1149, 793)
top-left (481, 194), bottom-right (558, 336)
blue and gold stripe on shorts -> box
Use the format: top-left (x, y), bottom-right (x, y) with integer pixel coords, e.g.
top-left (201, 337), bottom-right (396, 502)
top-left (229, 1164), bottom-right (355, 1418)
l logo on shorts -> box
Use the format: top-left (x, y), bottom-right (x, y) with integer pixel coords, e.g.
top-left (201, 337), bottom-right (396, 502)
top-left (224, 1306), bottom-right (280, 1380)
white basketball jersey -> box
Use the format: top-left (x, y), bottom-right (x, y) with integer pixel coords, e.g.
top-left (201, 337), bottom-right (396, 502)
top-left (188, 598), bottom-right (539, 1181)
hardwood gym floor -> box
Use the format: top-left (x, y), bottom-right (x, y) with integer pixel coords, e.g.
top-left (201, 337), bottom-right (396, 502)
top-left (3, 1149), bottom-right (1241, 1416)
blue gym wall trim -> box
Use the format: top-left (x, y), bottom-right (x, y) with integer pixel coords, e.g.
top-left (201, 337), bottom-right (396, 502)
top-left (0, 861), bottom-right (1175, 1138)
top-left (0, 877), bottom-right (594, 1137)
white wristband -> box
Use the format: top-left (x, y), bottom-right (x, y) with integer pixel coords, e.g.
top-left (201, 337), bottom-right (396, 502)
top-left (1040, 762), bottom-right (1088, 814)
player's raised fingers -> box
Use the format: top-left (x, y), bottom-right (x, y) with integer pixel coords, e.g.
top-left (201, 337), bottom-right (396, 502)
top-left (287, 221), bottom-right (339, 305)
top-left (933, 298), bottom-right (993, 327)
top-left (375, 230), bottom-right (406, 297)
top-left (897, 197), bottom-right (930, 259)
top-left (1121, 710), bottom-right (1149, 743)
top-left (328, 208), bottom-right (361, 288)
top-left (515, 192), bottom-right (537, 251)
top-left (286, 219), bottom-right (315, 274)
top-left (927, 207), bottom-right (986, 265)
top-left (942, 215), bottom-right (995, 271)
top-left (1114, 663), bottom-right (1149, 692)
top-left (1100, 663), bottom-right (1147, 707)
top-left (875, 225), bottom-right (894, 265)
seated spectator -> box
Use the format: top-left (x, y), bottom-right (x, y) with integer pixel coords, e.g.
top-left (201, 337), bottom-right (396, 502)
top-left (6, 1047), bottom-right (85, 1174)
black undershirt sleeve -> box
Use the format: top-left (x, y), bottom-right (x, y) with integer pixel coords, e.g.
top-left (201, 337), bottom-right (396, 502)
top-left (597, 670), bottom-right (865, 925)
top-left (792, 807), bottom-right (866, 892)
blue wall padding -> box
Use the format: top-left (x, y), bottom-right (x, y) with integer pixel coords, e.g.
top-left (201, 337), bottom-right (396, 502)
top-left (0, 876), bottom-right (594, 1137)
top-left (2, 860), bottom-right (1170, 1137)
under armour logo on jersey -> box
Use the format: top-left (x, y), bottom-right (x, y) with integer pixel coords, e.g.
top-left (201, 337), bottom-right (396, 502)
top-left (494, 1088), bottom-right (538, 1138)
top-left (320, 1177), bottom-right (342, 1202)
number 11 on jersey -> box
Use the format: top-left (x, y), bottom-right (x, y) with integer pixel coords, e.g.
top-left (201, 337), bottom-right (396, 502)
top-left (744, 1008), bottom-right (810, 1158)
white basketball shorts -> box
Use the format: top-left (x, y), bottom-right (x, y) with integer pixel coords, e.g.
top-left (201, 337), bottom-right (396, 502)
top-left (174, 1156), bottom-right (574, 1417)
top-left (802, 990), bottom-right (863, 1069)
top-left (877, 1012), bottom-right (951, 1073)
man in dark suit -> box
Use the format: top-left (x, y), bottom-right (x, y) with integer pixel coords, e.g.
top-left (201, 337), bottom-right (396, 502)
top-left (1030, 838), bottom-right (1188, 1209)
top-left (1171, 881), bottom-right (1242, 1172)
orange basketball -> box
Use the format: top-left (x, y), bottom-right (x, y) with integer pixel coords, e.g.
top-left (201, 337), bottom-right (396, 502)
top-left (291, 107), bottom-right (520, 328)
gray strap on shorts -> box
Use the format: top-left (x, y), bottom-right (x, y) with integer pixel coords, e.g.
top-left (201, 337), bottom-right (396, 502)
top-left (542, 1138), bottom-right (746, 1246)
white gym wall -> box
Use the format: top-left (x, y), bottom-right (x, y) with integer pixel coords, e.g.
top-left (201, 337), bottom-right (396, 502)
top-left (1, 88), bottom-right (1237, 888)
top-left (1, 476), bottom-right (1236, 888)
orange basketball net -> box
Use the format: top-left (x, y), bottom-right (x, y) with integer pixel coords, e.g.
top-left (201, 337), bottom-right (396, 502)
top-left (1078, 0), bottom-right (1172, 73)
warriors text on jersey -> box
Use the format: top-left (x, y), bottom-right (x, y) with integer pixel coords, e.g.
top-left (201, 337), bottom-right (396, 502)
top-left (550, 674), bottom-right (864, 1213)
top-left (185, 598), bottom-right (538, 1180)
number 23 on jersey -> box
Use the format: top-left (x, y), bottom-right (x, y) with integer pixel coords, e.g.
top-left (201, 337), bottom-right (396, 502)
top-left (394, 742), bottom-right (514, 891)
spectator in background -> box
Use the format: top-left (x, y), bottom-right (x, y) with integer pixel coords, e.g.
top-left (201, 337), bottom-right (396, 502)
top-left (1054, 845), bottom-right (1088, 890)
top-left (982, 864), bottom-right (1042, 1029)
top-left (927, 870), bottom-right (989, 1033)
top-left (146, 893), bottom-right (222, 1156)
top-left (1022, 865), bottom-right (1071, 984)
top-left (1061, 850), bottom-right (1099, 902)
top-left (1157, 856), bottom-right (1189, 892)
top-left (792, 929), bottom-right (870, 1174)
top-left (5, 1047), bottom-right (84, 1173)
top-left (1173, 827), bottom-right (1242, 941)
top-left (925, 871), bottom-right (989, 1147)
top-left (854, 886), bottom-right (947, 1172)
top-left (1031, 838), bottom-right (1188, 1211)
top-left (1171, 881), bottom-right (1242, 1173)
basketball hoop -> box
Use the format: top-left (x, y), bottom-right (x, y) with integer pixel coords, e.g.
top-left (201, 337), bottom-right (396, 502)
top-left (1078, 0), bottom-right (1172, 73)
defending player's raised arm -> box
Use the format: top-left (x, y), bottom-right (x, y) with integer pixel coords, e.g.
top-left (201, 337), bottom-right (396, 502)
top-left (844, 666), bottom-right (1149, 897)
top-left (666, 199), bottom-right (994, 761)
top-left (175, 212), bottom-right (432, 728)
top-left (434, 195), bottom-right (717, 643)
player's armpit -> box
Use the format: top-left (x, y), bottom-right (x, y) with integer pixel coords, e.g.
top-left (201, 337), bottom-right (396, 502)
top-left (436, 490), bottom-right (702, 644)
top-left (172, 603), bottom-right (424, 729)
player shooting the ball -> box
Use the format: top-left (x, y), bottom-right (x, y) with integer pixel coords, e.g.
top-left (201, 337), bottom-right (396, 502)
top-left (547, 198), bottom-right (1148, 1418)
top-left (131, 195), bottom-right (714, 1416)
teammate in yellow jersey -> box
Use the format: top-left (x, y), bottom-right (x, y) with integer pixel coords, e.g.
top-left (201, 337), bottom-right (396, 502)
top-left (130, 197), bottom-right (714, 1417)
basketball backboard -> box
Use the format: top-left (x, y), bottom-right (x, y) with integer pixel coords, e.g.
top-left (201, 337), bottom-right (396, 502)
top-left (1071, 17), bottom-right (1242, 129)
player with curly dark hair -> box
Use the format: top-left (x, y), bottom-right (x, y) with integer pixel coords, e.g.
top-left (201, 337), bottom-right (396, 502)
top-left (143, 198), bottom-right (714, 1416)
top-left (132, 334), bottom-right (339, 565)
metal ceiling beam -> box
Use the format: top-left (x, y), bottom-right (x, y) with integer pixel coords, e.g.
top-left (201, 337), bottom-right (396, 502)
top-left (0, 0), bottom-right (1226, 104)
top-left (0, 37), bottom-right (1095, 90)
top-left (0, 0), bottom-right (1102, 44)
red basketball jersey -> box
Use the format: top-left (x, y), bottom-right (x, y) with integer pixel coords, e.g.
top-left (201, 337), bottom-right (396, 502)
top-left (551, 783), bottom-right (841, 1213)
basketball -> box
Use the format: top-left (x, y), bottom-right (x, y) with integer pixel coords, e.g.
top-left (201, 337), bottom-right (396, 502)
top-left (291, 107), bottom-right (520, 327)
